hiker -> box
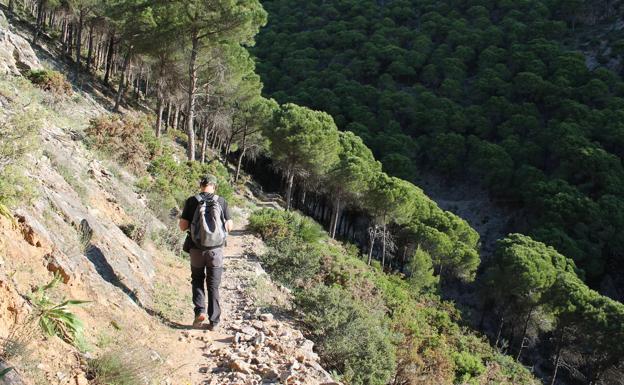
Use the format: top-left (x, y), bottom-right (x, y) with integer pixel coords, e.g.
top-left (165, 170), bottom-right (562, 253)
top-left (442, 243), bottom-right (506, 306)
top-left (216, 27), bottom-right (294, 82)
top-left (179, 174), bottom-right (233, 329)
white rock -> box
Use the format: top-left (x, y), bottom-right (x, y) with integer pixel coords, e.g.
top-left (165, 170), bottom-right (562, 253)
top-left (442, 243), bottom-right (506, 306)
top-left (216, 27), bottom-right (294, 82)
top-left (0, 13), bottom-right (43, 75)
top-left (259, 313), bottom-right (274, 322)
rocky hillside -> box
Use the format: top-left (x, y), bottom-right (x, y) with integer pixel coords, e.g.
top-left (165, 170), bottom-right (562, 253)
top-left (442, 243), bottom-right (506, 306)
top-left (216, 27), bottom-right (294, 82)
top-left (0, 10), bottom-right (339, 385)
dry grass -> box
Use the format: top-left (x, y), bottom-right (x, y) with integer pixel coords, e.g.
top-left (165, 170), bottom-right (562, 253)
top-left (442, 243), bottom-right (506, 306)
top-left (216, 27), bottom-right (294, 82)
top-left (26, 69), bottom-right (73, 99)
top-left (85, 114), bottom-right (155, 173)
top-left (87, 348), bottom-right (159, 385)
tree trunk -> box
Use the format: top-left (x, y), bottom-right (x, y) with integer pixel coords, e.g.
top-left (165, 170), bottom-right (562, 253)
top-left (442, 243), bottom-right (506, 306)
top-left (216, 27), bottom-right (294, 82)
top-left (86, 23), bottom-right (94, 72)
top-left (495, 314), bottom-right (505, 348)
top-left (368, 235), bottom-right (375, 265)
top-left (32, 0), bottom-right (45, 45)
top-left (186, 30), bottom-right (199, 161)
top-left (155, 96), bottom-right (164, 137)
top-left (201, 121), bottom-right (212, 163)
top-left (516, 303), bottom-right (535, 361)
top-left (381, 217), bottom-right (387, 269)
top-left (285, 169), bottom-right (295, 210)
top-left (331, 198), bottom-right (341, 239)
top-left (104, 34), bottom-right (114, 84)
top-left (550, 330), bottom-right (565, 385)
top-left (61, 19), bottom-right (67, 49)
top-left (75, 9), bottom-right (84, 77)
top-left (67, 22), bottom-right (74, 56)
top-left (173, 105), bottom-right (179, 130)
top-left (235, 147), bottom-right (246, 182)
top-left (165, 101), bottom-right (171, 128)
top-left (235, 126), bottom-right (248, 182)
top-left (113, 49), bottom-right (131, 112)
top-left (94, 39), bottom-right (101, 69)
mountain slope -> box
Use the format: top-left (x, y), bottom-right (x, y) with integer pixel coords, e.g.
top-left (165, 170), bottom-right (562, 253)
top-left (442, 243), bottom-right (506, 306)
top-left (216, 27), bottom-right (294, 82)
top-left (253, 0), bottom-right (624, 293)
top-left (0, 17), bottom-right (339, 384)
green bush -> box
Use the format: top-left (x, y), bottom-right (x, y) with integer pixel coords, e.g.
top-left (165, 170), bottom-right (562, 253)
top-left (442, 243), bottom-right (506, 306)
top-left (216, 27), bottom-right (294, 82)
top-left (26, 69), bottom-right (72, 97)
top-left (452, 351), bottom-right (486, 385)
top-left (140, 153), bottom-right (232, 222)
top-left (295, 285), bottom-right (396, 385)
top-left (249, 208), bottom-right (324, 243)
top-left (119, 223), bottom-right (146, 246)
top-left (259, 237), bottom-right (324, 287)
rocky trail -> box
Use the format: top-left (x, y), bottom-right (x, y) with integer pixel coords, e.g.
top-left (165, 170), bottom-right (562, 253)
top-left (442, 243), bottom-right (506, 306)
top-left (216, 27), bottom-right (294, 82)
top-left (169, 221), bottom-right (339, 385)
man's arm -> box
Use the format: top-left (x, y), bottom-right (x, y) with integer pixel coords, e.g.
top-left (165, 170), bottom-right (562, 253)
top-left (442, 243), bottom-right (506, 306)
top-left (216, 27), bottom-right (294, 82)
top-left (222, 198), bottom-right (234, 232)
top-left (179, 197), bottom-right (193, 231)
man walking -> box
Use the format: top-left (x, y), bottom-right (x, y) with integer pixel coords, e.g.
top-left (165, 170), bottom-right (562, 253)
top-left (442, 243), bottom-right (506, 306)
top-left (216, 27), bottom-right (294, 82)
top-left (179, 174), bottom-right (233, 329)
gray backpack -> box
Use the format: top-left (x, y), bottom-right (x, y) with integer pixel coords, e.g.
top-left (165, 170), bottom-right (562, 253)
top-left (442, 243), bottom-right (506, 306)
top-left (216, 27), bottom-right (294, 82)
top-left (190, 194), bottom-right (226, 248)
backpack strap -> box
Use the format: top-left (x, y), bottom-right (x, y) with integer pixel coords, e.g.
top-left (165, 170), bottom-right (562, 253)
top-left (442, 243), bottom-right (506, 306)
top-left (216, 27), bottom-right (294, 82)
top-left (194, 194), bottom-right (203, 203)
top-left (213, 195), bottom-right (227, 228)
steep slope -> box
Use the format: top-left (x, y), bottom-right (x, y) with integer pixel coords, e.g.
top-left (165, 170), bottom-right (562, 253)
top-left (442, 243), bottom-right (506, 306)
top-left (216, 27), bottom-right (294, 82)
top-left (253, 0), bottom-right (624, 294)
top-left (0, 15), bottom-right (339, 385)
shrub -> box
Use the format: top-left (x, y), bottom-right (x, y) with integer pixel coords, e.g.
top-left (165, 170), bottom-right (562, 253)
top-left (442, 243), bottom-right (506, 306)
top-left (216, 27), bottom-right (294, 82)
top-left (26, 69), bottom-right (72, 97)
top-left (87, 349), bottom-right (156, 385)
top-left (406, 246), bottom-right (439, 292)
top-left (260, 237), bottom-right (324, 287)
top-left (249, 208), bottom-right (291, 239)
top-left (150, 227), bottom-right (185, 256)
top-left (86, 114), bottom-right (155, 173)
top-left (295, 285), bottom-right (396, 385)
top-left (139, 153), bottom-right (232, 221)
top-left (249, 209), bottom-right (324, 243)
top-left (452, 351), bottom-right (486, 385)
top-left (253, 207), bottom-right (537, 385)
top-left (119, 223), bottom-right (146, 246)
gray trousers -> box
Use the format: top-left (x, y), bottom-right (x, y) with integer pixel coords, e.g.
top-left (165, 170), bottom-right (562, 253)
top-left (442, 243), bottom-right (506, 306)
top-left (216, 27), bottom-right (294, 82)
top-left (190, 248), bottom-right (224, 324)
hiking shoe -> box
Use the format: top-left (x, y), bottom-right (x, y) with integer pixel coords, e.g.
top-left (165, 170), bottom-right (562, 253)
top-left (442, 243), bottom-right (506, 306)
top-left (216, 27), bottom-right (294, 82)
top-left (193, 313), bottom-right (207, 328)
top-left (208, 322), bottom-right (220, 332)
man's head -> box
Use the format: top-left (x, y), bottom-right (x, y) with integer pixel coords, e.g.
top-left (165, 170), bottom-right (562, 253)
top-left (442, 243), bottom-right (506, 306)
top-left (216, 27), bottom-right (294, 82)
top-left (200, 174), bottom-right (218, 193)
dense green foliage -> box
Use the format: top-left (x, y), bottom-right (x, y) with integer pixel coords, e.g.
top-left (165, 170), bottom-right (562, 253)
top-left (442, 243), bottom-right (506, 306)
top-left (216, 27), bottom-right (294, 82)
top-left (266, 103), bottom-right (340, 209)
top-left (483, 234), bottom-right (624, 384)
top-left (253, 0), bottom-right (624, 283)
top-left (250, 208), bottom-right (538, 385)
top-left (263, 103), bottom-right (480, 281)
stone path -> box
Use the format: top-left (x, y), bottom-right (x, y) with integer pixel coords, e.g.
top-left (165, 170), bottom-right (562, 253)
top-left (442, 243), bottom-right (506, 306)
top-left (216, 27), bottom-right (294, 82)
top-left (174, 225), bottom-right (339, 385)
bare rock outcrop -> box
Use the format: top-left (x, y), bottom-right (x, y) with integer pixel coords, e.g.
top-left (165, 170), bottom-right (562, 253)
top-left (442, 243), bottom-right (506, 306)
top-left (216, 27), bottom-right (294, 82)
top-left (0, 11), bottom-right (42, 75)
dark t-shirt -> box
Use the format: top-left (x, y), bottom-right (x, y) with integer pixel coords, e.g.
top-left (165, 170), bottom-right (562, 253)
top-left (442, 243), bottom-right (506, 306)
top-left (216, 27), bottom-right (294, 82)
top-left (180, 192), bottom-right (233, 223)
